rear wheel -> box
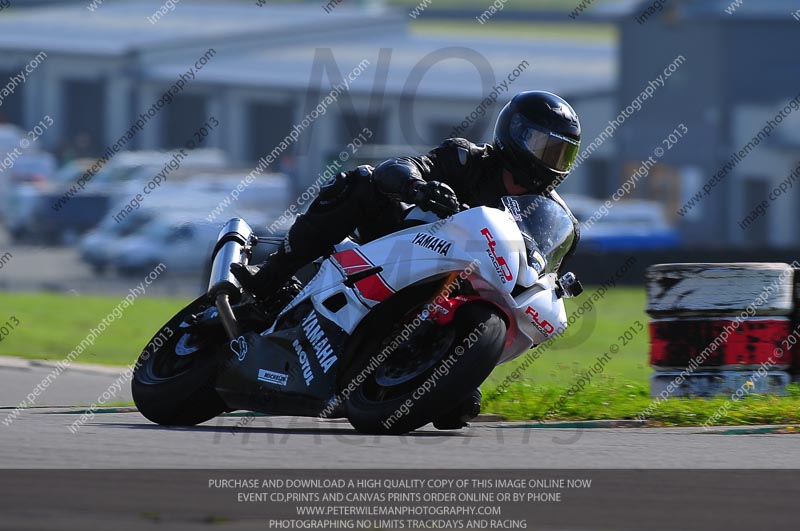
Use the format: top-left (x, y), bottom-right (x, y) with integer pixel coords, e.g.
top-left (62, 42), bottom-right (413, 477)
top-left (132, 296), bottom-right (227, 426)
top-left (343, 302), bottom-right (506, 435)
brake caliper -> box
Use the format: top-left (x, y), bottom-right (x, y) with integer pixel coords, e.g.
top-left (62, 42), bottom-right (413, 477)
top-left (427, 295), bottom-right (482, 326)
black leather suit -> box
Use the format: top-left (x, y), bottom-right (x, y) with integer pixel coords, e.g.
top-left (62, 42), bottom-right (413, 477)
top-left (282, 138), bottom-right (579, 268)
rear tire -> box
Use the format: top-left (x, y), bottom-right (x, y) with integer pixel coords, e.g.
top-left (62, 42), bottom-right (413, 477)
top-left (132, 296), bottom-right (227, 426)
top-left (343, 302), bottom-right (506, 435)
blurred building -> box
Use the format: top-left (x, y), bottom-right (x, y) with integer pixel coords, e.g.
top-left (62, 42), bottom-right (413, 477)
top-left (3, 0), bottom-right (798, 249)
top-left (617, 0), bottom-right (800, 248)
top-left (0, 1), bottom-right (615, 207)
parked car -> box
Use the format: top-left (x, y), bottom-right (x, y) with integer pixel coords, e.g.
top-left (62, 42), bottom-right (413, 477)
top-left (0, 124), bottom-right (29, 225)
top-left (563, 195), bottom-right (681, 251)
top-left (79, 205), bottom-right (159, 274)
top-left (79, 188), bottom-right (280, 274)
top-left (0, 124), bottom-right (23, 150)
top-left (106, 215), bottom-right (222, 276)
top-left (28, 150), bottom-right (228, 245)
top-left (3, 152), bottom-right (58, 239)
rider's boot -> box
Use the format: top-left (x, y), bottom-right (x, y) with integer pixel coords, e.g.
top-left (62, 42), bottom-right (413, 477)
top-left (433, 388), bottom-right (482, 430)
top-left (230, 245), bottom-right (305, 301)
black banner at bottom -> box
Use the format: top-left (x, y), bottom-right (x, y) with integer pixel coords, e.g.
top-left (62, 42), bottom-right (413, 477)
top-left (0, 469), bottom-right (797, 530)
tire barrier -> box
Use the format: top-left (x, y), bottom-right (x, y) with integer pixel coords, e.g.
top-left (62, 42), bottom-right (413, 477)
top-left (645, 262), bottom-right (797, 397)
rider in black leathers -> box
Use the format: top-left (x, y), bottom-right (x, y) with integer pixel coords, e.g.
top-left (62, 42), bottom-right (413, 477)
top-left (232, 91), bottom-right (583, 429)
top-left (233, 90), bottom-right (582, 299)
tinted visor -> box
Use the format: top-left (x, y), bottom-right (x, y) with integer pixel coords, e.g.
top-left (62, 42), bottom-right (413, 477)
top-left (510, 114), bottom-right (580, 173)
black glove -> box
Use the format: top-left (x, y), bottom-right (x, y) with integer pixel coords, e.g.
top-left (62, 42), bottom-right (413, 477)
top-left (404, 181), bottom-right (460, 218)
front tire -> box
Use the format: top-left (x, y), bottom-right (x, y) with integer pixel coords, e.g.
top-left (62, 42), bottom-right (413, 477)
top-left (343, 302), bottom-right (506, 435)
top-left (132, 296), bottom-right (227, 426)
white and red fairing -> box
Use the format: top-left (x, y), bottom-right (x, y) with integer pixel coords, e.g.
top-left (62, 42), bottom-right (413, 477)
top-left (273, 206), bottom-right (568, 364)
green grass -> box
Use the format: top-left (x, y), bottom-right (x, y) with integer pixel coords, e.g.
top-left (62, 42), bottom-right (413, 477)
top-left (480, 287), bottom-right (800, 425)
top-left (483, 377), bottom-right (800, 427)
top-left (410, 20), bottom-right (617, 42)
top-left (2, 290), bottom-right (799, 426)
top-left (391, 0), bottom-right (617, 11)
top-left (487, 287), bottom-right (650, 386)
top-left (0, 292), bottom-right (185, 367)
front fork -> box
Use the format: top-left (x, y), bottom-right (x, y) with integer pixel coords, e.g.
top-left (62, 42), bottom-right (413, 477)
top-left (423, 273), bottom-right (515, 349)
top-left (421, 273), bottom-right (497, 326)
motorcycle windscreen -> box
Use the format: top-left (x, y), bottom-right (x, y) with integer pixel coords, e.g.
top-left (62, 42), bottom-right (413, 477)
top-left (501, 195), bottom-right (575, 274)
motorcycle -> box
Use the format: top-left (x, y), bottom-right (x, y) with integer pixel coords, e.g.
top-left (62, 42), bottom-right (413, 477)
top-left (131, 194), bottom-right (583, 434)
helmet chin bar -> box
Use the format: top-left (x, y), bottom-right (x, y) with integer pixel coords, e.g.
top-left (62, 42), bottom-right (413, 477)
top-left (511, 169), bottom-right (532, 189)
top-left (509, 165), bottom-right (548, 194)
top-left (512, 164), bottom-right (569, 195)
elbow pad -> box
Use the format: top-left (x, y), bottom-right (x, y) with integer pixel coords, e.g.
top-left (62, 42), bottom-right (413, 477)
top-left (372, 159), bottom-right (425, 202)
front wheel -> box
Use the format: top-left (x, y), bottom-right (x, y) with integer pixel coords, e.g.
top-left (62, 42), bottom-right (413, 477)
top-left (343, 302), bottom-right (506, 435)
top-left (132, 296), bottom-right (227, 426)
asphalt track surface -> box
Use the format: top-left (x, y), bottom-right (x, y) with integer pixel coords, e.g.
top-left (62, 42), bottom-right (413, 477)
top-left (1, 365), bottom-right (799, 530)
top-left (0, 362), bottom-right (798, 469)
top-left (1, 410), bottom-right (799, 531)
top-left (2, 407), bottom-right (799, 469)
top-left (0, 359), bottom-right (132, 407)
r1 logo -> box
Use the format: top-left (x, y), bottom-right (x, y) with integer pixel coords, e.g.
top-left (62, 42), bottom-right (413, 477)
top-left (526, 306), bottom-right (555, 335)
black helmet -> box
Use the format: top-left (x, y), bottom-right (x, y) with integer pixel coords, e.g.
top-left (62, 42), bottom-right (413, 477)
top-left (494, 91), bottom-right (581, 193)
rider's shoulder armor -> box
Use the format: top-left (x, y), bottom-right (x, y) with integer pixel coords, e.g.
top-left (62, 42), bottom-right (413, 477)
top-left (440, 138), bottom-right (493, 165)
